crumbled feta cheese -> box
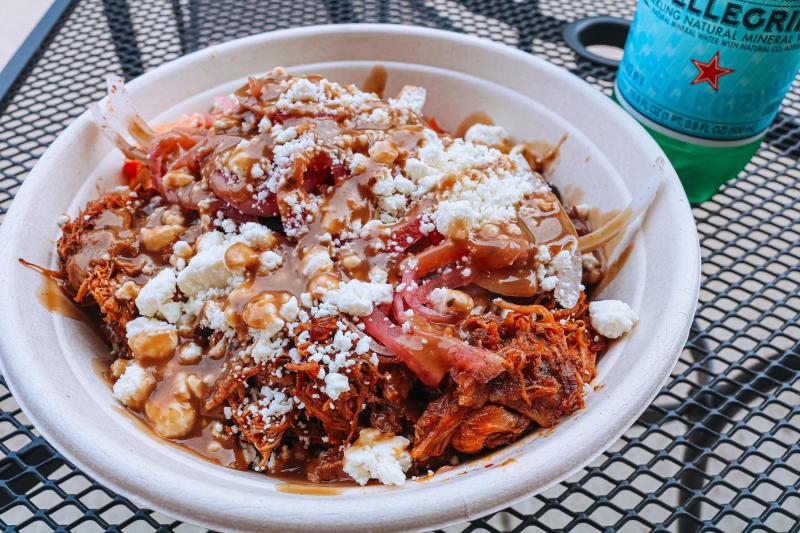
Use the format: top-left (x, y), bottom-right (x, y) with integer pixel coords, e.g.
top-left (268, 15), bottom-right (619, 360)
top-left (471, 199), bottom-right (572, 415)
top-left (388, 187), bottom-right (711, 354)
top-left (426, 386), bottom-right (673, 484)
top-left (275, 126), bottom-right (298, 143)
top-left (535, 246), bottom-right (583, 309)
top-left (159, 302), bottom-right (183, 324)
top-left (369, 267), bottom-right (388, 284)
top-left (464, 124), bottom-right (510, 147)
top-left (114, 281), bottom-right (139, 301)
top-left (112, 362), bottom-right (155, 406)
top-left (365, 108), bottom-right (390, 124)
top-left (300, 292), bottom-right (313, 308)
top-left (256, 385), bottom-right (294, 419)
top-left (251, 335), bottom-right (285, 363)
top-left (202, 301), bottom-right (228, 332)
top-left (535, 245), bottom-right (552, 263)
top-left (324, 372), bottom-right (350, 400)
top-left (301, 246), bottom-right (334, 277)
top-left (173, 240), bottom-right (193, 258)
top-left (177, 224), bottom-right (274, 296)
top-left (432, 161), bottom-right (539, 236)
top-left (332, 330), bottom-right (353, 352)
top-left (322, 279), bottom-right (393, 316)
top-left (125, 317), bottom-right (175, 340)
top-left (279, 296), bottom-right (301, 322)
top-left (177, 238), bottom-right (232, 296)
top-left (589, 300), bottom-right (638, 339)
top-left (259, 250), bottom-right (283, 272)
top-left (238, 222), bottom-right (275, 249)
top-left (581, 253), bottom-right (601, 270)
top-left (279, 78), bottom-right (320, 106)
top-left (219, 218), bottom-right (237, 234)
top-left (540, 276), bottom-right (558, 291)
top-left (427, 287), bottom-right (449, 310)
top-left (354, 336), bottom-right (370, 355)
top-left (342, 429), bottom-right (412, 486)
top-left (135, 268), bottom-right (177, 318)
top-left (389, 85), bottom-right (426, 115)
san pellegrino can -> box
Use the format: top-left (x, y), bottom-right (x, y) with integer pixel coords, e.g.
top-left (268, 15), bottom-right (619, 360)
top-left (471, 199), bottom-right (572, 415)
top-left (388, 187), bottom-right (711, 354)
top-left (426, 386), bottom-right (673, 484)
top-left (615, 0), bottom-right (800, 202)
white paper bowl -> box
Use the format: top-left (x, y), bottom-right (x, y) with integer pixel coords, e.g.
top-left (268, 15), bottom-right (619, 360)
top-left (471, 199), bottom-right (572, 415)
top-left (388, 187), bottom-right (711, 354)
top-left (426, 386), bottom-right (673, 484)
top-left (0, 24), bottom-right (699, 532)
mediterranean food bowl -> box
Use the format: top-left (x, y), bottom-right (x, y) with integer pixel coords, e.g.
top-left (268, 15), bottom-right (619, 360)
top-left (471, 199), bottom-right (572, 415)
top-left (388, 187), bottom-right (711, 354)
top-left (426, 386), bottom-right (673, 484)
top-left (0, 24), bottom-right (699, 532)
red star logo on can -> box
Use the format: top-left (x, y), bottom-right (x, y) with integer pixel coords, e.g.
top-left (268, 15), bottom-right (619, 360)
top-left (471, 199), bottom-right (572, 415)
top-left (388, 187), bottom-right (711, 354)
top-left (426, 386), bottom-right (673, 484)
top-left (690, 51), bottom-right (735, 92)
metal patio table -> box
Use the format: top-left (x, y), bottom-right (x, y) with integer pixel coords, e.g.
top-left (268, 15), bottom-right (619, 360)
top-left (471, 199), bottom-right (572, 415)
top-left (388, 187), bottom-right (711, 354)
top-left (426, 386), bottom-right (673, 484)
top-left (0, 1), bottom-right (798, 531)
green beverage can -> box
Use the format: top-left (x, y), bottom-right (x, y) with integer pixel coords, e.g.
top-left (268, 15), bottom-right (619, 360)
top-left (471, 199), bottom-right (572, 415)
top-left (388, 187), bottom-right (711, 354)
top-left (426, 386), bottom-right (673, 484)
top-left (614, 0), bottom-right (800, 202)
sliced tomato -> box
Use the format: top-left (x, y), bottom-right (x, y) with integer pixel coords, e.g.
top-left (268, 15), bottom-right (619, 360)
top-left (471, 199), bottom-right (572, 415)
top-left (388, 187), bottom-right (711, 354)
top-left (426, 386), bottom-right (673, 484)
top-left (211, 149), bottom-right (337, 218)
top-left (361, 310), bottom-right (449, 387)
top-left (444, 340), bottom-right (506, 384)
top-left (362, 308), bottom-right (505, 387)
top-left (148, 131), bottom-right (200, 197)
top-left (121, 159), bottom-right (149, 189)
top-left (385, 213), bottom-right (445, 254)
top-left (122, 159), bottom-right (141, 184)
top-left (208, 169), bottom-right (279, 217)
top-left (394, 240), bottom-right (472, 324)
top-left (392, 281), bottom-right (407, 323)
top-left (427, 117), bottom-right (445, 134)
top-left (413, 240), bottom-right (466, 276)
top-left (402, 268), bottom-right (475, 324)
top-left (388, 216), bottom-right (424, 253)
top-left (212, 94), bottom-right (239, 115)
top-left (218, 203), bottom-right (260, 224)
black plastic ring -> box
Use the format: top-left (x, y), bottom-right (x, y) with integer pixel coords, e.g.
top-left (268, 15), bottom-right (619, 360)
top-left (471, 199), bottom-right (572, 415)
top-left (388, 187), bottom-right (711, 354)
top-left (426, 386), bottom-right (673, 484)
top-left (562, 16), bottom-right (631, 67)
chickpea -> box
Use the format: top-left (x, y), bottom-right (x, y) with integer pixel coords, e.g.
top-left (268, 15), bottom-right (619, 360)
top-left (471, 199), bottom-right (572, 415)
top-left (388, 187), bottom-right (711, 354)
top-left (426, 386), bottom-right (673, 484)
top-left (340, 253), bottom-right (362, 272)
top-left (161, 169), bottom-right (194, 189)
top-left (185, 374), bottom-right (205, 399)
top-left (307, 272), bottom-right (340, 299)
top-left (355, 134), bottom-right (370, 148)
top-left (506, 224), bottom-right (522, 236)
top-left (208, 337), bottom-right (228, 360)
top-left (177, 342), bottom-right (203, 365)
top-left (161, 208), bottom-right (186, 226)
top-left (141, 225), bottom-right (185, 252)
top-left (301, 245), bottom-right (334, 277)
top-left (223, 305), bottom-right (242, 329)
top-left (536, 196), bottom-right (556, 212)
top-left (428, 288), bottom-right (474, 314)
top-left (227, 147), bottom-right (254, 177)
top-left (581, 253), bottom-right (603, 285)
top-left (224, 242), bottom-right (260, 272)
top-left (479, 223), bottom-right (501, 238)
top-left (249, 230), bottom-right (277, 251)
top-left (321, 212), bottom-right (346, 234)
top-left (129, 330), bottom-right (178, 363)
top-left (113, 364), bottom-right (156, 410)
top-left (369, 140), bottom-right (398, 165)
top-left (176, 313), bottom-right (197, 337)
top-left (145, 399), bottom-right (196, 439)
top-left (213, 115), bottom-right (239, 130)
top-left (110, 358), bottom-right (130, 379)
top-left (172, 373), bottom-right (192, 403)
top-left (242, 291), bottom-right (288, 330)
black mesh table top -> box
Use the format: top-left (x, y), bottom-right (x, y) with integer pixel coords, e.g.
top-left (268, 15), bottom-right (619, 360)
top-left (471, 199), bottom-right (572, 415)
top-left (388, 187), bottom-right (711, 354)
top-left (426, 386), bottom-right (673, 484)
top-left (1, 1), bottom-right (798, 531)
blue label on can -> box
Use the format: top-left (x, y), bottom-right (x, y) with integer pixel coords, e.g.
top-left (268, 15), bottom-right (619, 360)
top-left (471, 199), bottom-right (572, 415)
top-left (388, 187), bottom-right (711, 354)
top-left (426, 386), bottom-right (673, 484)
top-left (616, 0), bottom-right (800, 141)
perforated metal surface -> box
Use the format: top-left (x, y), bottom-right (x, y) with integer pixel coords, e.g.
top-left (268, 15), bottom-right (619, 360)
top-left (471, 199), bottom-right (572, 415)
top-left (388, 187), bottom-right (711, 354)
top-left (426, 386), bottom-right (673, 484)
top-left (0, 1), bottom-right (798, 531)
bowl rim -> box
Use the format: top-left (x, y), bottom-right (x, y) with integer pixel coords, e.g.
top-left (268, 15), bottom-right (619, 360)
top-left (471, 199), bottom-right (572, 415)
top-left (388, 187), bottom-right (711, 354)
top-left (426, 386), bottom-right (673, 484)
top-left (0, 23), bottom-right (700, 532)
